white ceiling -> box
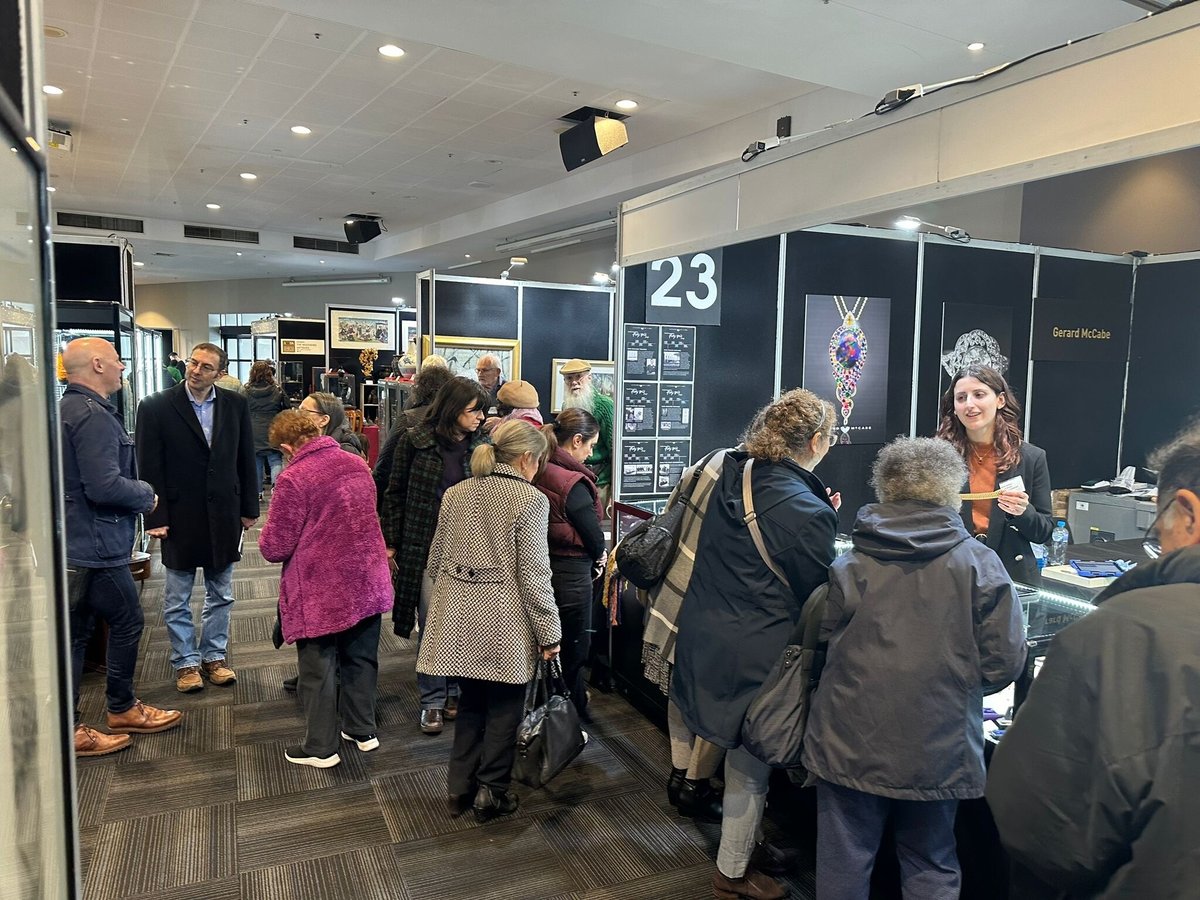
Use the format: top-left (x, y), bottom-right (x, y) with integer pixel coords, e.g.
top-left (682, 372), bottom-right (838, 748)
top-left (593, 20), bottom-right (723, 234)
top-left (39, 0), bottom-right (1146, 283)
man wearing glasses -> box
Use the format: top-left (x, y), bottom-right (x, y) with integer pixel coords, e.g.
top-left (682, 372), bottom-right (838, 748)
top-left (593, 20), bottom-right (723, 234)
top-left (987, 427), bottom-right (1200, 898)
top-left (136, 342), bottom-right (259, 693)
top-left (475, 354), bottom-right (505, 413)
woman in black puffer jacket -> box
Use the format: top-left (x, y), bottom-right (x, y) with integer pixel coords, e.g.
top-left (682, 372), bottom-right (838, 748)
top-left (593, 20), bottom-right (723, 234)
top-left (244, 361), bottom-right (289, 498)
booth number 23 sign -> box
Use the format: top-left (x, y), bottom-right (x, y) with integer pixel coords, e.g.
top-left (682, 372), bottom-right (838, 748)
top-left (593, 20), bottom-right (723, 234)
top-left (645, 250), bottom-right (723, 325)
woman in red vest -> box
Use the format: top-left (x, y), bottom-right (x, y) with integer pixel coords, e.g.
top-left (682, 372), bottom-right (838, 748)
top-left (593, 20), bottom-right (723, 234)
top-left (537, 409), bottom-right (607, 719)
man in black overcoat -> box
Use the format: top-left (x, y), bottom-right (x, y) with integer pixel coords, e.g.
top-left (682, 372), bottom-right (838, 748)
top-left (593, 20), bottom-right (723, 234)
top-left (136, 342), bottom-right (258, 692)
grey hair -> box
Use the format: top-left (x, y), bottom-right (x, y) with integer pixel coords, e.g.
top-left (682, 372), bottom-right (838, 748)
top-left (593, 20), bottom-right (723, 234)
top-left (871, 437), bottom-right (966, 508)
top-left (1150, 422), bottom-right (1200, 505)
top-left (305, 391), bottom-right (345, 437)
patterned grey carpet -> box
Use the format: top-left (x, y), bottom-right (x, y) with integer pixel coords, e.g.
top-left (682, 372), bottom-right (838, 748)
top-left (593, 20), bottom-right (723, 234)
top-left (74, 505), bottom-right (817, 900)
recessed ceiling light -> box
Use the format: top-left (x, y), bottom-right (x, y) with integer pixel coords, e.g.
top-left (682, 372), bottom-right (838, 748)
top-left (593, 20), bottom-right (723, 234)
top-left (290, 125), bottom-right (312, 135)
top-left (378, 44), bottom-right (405, 58)
top-left (319, 259), bottom-right (325, 264)
top-left (239, 172), bottom-right (257, 180)
top-left (615, 99), bottom-right (638, 110)
top-left (44, 25), bottom-right (68, 38)
top-left (206, 203), bottom-right (221, 209)
top-left (42, 85), bottom-right (63, 95)
top-left (132, 261), bottom-right (145, 267)
top-left (464, 254), bottom-right (471, 258)
top-left (967, 41), bottom-right (985, 51)
top-left (236, 251), bottom-right (242, 256)
top-left (46, 185), bottom-right (56, 192)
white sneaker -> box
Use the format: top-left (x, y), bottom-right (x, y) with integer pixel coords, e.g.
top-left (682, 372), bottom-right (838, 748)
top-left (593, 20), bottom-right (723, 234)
top-left (284, 745), bottom-right (341, 768)
top-left (340, 731), bottom-right (380, 752)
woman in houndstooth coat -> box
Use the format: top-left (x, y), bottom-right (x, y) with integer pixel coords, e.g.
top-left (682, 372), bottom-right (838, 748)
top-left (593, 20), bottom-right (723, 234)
top-left (418, 420), bottom-right (562, 821)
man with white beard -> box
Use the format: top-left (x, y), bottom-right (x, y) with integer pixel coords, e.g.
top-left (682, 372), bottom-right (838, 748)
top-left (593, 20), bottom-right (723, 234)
top-left (559, 359), bottom-right (612, 509)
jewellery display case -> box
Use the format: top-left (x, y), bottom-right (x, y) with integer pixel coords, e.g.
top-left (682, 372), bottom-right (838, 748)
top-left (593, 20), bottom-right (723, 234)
top-left (318, 370), bottom-right (357, 407)
top-left (362, 380), bottom-right (411, 438)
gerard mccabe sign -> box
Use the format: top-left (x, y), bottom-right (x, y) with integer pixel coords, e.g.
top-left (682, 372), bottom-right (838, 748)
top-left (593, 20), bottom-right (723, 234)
top-left (1031, 298), bottom-right (1130, 363)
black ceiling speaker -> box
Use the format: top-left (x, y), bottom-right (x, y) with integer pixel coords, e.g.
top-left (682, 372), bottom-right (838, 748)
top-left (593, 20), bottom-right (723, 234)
top-left (559, 116), bottom-right (628, 172)
top-left (344, 216), bottom-right (382, 244)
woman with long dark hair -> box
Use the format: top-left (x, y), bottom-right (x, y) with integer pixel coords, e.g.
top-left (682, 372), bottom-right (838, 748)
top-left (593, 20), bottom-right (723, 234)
top-left (936, 365), bottom-right (1054, 585)
top-left (382, 376), bottom-right (490, 734)
top-left (244, 361), bottom-right (288, 499)
top-left (535, 408), bottom-right (605, 719)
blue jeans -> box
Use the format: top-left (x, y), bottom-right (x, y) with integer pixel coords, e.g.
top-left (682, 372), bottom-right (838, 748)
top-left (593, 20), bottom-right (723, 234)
top-left (816, 779), bottom-right (960, 900)
top-left (163, 563), bottom-right (235, 670)
top-left (70, 565), bottom-right (143, 719)
top-left (716, 745), bottom-right (772, 878)
top-left (417, 569), bottom-right (458, 710)
top-left (255, 449), bottom-right (283, 494)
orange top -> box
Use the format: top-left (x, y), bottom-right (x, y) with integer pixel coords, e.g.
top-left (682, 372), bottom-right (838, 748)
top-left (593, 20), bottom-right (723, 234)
top-left (968, 445), bottom-right (997, 536)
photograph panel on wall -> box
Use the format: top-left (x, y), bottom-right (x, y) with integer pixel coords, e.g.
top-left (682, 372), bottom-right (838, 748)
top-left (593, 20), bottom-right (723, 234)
top-left (939, 303), bottom-right (1014, 397)
top-left (400, 317), bottom-right (418, 354)
top-left (422, 335), bottom-right (520, 382)
top-left (328, 306), bottom-right (398, 351)
top-left (550, 358), bottom-right (615, 413)
top-left (802, 294), bottom-right (891, 444)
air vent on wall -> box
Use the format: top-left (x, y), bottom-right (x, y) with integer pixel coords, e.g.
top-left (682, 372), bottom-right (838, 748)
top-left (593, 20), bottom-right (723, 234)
top-left (57, 212), bottom-right (145, 233)
top-left (293, 235), bottom-right (360, 255)
top-left (184, 225), bottom-right (259, 244)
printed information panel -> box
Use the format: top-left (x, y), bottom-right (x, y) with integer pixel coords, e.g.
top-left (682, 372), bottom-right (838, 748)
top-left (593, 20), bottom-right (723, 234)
top-left (659, 325), bottom-right (696, 381)
top-left (623, 324), bottom-right (661, 379)
top-left (623, 381), bottom-right (658, 437)
top-left (656, 440), bottom-right (691, 493)
top-left (658, 383), bottom-right (693, 437)
top-left (621, 440), bottom-right (656, 494)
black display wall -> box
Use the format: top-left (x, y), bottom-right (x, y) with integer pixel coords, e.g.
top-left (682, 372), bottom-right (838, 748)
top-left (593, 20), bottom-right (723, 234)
top-left (1122, 258), bottom-right (1200, 468)
top-left (522, 286), bottom-right (610, 415)
top-left (781, 231), bottom-right (919, 530)
top-left (622, 236), bottom-right (781, 467)
top-left (916, 244), bottom-right (1036, 435)
top-left (1030, 256), bottom-right (1133, 488)
top-left (420, 276), bottom-right (613, 420)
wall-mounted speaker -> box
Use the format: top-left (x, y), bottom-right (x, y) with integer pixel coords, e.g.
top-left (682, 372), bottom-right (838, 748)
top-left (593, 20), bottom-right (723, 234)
top-left (559, 116), bottom-right (628, 172)
top-left (345, 218), bottom-right (382, 244)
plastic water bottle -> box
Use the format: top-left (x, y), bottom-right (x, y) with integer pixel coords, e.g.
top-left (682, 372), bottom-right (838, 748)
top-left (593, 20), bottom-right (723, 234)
top-left (1048, 521), bottom-right (1069, 567)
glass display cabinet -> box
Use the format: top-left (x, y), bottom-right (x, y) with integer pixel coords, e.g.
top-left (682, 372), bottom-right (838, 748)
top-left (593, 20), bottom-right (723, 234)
top-left (373, 380), bottom-right (411, 439)
top-left (318, 370), bottom-right (357, 407)
top-left (53, 300), bottom-right (136, 431)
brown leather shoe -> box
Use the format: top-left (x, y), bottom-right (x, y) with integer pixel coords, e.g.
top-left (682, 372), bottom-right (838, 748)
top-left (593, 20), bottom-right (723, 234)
top-left (176, 666), bottom-right (203, 693)
top-left (201, 659), bottom-right (237, 685)
top-left (712, 866), bottom-right (787, 900)
top-left (74, 724), bottom-right (130, 757)
top-left (106, 700), bottom-right (183, 734)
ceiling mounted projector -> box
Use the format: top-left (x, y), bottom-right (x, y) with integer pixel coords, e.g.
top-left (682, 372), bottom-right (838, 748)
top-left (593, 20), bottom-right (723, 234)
top-left (344, 214), bottom-right (385, 244)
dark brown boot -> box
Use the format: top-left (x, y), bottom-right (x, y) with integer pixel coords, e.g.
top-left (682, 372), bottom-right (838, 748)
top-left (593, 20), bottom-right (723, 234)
top-left (712, 866), bottom-right (787, 899)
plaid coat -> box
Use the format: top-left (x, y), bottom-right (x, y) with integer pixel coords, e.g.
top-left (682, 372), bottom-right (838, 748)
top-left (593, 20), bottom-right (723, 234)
top-left (381, 421), bottom-right (484, 637)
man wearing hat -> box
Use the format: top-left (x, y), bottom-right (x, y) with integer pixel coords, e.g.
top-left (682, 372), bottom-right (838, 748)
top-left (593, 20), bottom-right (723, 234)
top-left (560, 359), bottom-right (612, 507)
top-left (494, 380), bottom-right (543, 428)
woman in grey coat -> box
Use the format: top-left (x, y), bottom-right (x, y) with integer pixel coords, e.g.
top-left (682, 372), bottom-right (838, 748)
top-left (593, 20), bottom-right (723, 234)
top-left (417, 420), bottom-right (562, 822)
top-left (801, 437), bottom-right (1026, 900)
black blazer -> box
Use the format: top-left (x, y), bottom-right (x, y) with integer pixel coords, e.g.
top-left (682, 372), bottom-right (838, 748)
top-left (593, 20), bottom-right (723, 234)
top-left (136, 383), bottom-right (258, 571)
top-left (959, 441), bottom-right (1055, 586)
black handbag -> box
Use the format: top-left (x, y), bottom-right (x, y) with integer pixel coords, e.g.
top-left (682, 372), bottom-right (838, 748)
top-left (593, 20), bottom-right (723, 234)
top-left (512, 658), bottom-right (587, 789)
top-left (740, 582), bottom-right (828, 769)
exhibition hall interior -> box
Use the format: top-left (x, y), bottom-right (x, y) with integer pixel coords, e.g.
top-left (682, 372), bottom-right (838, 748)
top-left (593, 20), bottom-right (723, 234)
top-left (4, 0), bottom-right (1200, 897)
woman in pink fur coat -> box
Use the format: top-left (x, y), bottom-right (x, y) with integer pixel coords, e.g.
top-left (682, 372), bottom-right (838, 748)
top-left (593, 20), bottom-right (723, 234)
top-left (259, 410), bottom-right (392, 769)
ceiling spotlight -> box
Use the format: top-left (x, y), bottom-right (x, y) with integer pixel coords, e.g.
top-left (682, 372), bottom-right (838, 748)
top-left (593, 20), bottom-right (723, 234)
top-left (132, 261), bottom-right (145, 267)
top-left (894, 214), bottom-right (970, 242)
top-left (290, 125), bottom-right (312, 135)
top-left (500, 256), bottom-right (528, 280)
top-left (593, 271), bottom-right (617, 286)
top-left (46, 185), bottom-right (56, 192)
top-left (378, 44), bottom-right (405, 58)
top-left (239, 172), bottom-right (257, 180)
top-left (967, 41), bottom-right (986, 51)
top-left (615, 99), bottom-right (639, 110)
top-left (236, 251), bottom-right (243, 256)
top-left (464, 254), bottom-right (471, 258)
top-left (206, 202), bottom-right (221, 209)
top-left (391, 296), bottom-right (406, 306)
top-left (43, 85), bottom-right (63, 95)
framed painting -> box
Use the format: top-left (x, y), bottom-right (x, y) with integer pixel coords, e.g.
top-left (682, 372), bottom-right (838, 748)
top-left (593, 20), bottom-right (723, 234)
top-left (422, 335), bottom-right (520, 382)
top-left (327, 305), bottom-right (398, 351)
top-left (550, 358), bottom-right (615, 413)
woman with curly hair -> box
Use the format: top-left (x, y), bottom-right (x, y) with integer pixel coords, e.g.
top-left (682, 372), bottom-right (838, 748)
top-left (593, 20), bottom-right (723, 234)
top-left (936, 365), bottom-right (1054, 585)
top-left (672, 388), bottom-right (840, 900)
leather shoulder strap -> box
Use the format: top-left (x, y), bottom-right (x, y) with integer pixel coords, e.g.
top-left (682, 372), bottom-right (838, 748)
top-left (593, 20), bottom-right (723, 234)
top-left (742, 458), bottom-right (791, 590)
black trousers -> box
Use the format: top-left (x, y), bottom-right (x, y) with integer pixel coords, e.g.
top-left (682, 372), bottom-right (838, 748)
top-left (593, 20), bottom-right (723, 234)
top-left (550, 559), bottom-right (593, 715)
top-left (295, 614), bottom-right (381, 757)
top-left (448, 677), bottom-right (527, 795)
top-left (70, 565), bottom-right (143, 720)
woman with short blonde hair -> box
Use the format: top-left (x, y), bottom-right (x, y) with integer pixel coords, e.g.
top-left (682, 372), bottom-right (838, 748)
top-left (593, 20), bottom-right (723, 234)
top-left (417, 420), bottom-right (563, 821)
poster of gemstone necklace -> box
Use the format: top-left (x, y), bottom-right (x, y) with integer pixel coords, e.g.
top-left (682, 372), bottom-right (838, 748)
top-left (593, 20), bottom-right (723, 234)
top-left (802, 294), bottom-right (891, 444)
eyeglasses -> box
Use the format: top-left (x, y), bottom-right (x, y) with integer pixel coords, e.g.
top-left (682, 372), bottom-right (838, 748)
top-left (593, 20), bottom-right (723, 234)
top-left (1143, 495), bottom-right (1176, 560)
top-left (185, 358), bottom-right (219, 374)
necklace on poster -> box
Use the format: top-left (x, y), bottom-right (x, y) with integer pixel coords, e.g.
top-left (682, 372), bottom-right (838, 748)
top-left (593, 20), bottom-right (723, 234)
top-left (828, 295), bottom-right (868, 443)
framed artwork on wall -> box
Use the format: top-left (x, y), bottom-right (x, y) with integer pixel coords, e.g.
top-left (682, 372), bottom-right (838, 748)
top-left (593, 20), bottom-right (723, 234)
top-left (549, 358), bottom-right (615, 413)
top-left (422, 335), bottom-right (521, 382)
top-left (400, 317), bottom-right (418, 354)
top-left (327, 306), bottom-right (398, 351)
